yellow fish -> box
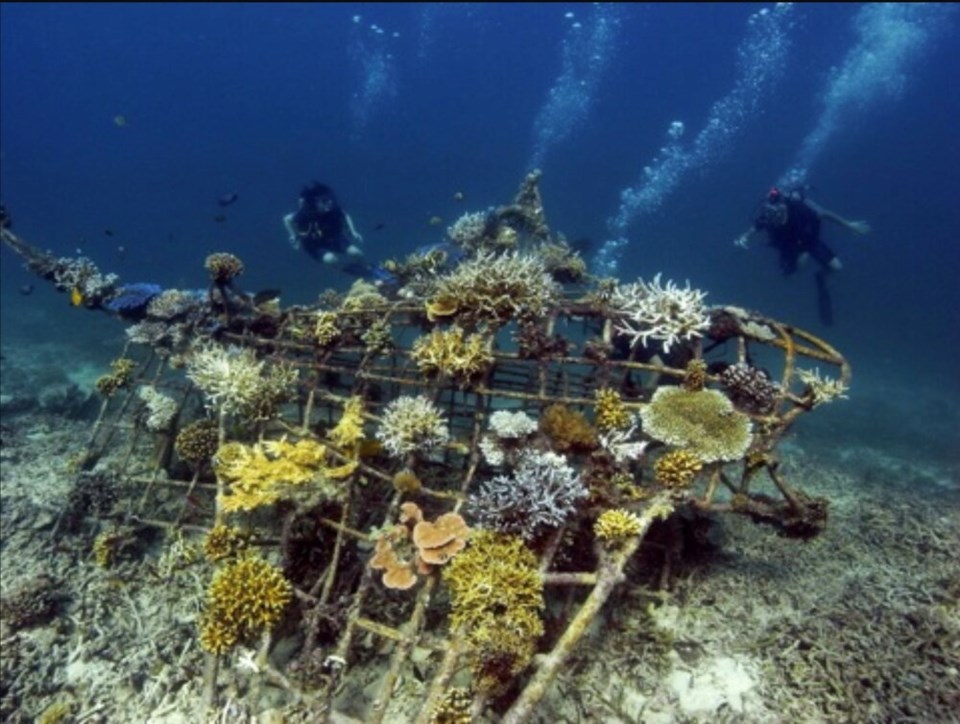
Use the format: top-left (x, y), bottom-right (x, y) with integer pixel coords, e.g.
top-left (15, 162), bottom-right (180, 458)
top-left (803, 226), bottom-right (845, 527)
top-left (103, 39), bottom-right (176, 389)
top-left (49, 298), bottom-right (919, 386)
top-left (70, 287), bottom-right (84, 306)
top-left (113, 115), bottom-right (128, 128)
top-left (428, 215), bottom-right (443, 226)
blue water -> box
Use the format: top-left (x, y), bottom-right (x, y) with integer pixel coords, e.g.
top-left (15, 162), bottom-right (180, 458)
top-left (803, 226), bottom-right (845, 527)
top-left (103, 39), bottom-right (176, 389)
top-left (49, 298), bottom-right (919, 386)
top-left (2, 2), bottom-right (958, 396)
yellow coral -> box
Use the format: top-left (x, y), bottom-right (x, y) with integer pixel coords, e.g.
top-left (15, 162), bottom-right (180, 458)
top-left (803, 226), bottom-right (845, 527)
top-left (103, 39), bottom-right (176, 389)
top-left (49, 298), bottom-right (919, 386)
top-left (442, 532), bottom-right (544, 692)
top-left (314, 310), bottom-right (341, 346)
top-left (540, 404), bottom-right (598, 453)
top-left (654, 450), bottom-right (704, 489)
top-left (95, 357), bottom-right (136, 396)
top-left (640, 387), bottom-right (753, 463)
top-left (411, 327), bottom-right (493, 382)
top-left (594, 508), bottom-right (644, 544)
top-left (215, 437), bottom-right (345, 513)
top-left (203, 524), bottom-right (251, 562)
top-left (594, 388), bottom-right (632, 432)
top-left (682, 359), bottom-right (708, 392)
top-left (199, 555), bottom-right (291, 655)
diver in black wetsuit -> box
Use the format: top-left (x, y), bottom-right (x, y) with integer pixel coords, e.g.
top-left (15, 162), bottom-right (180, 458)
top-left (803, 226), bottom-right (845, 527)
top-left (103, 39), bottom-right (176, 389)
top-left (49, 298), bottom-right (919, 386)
top-left (734, 186), bottom-right (870, 325)
top-left (283, 182), bottom-right (370, 276)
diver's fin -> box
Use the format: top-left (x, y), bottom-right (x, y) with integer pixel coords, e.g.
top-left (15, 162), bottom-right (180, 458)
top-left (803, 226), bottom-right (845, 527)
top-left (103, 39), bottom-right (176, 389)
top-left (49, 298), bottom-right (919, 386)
top-left (815, 271), bottom-right (834, 327)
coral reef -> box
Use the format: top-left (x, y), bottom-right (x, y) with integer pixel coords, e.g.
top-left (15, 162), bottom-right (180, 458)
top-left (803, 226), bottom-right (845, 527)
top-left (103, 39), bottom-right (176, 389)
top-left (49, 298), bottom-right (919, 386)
top-left (198, 555), bottom-right (292, 654)
top-left (426, 251), bottom-right (559, 329)
top-left (468, 449), bottom-right (587, 541)
top-left (375, 395), bottom-right (449, 459)
top-left (640, 387), bottom-right (753, 463)
top-left (654, 449), bottom-right (704, 489)
top-left (443, 531), bottom-right (545, 692)
top-left (174, 419), bottom-right (220, 464)
top-left (411, 326), bottom-right (493, 383)
top-left (611, 273), bottom-right (710, 353)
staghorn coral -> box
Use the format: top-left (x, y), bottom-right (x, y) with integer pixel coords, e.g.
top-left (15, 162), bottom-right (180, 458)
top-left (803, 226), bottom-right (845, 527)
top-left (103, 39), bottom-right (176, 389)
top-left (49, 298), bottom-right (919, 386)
top-left (654, 449), bottom-right (704, 489)
top-left (204, 252), bottom-right (244, 284)
top-left (468, 450), bottom-right (587, 541)
top-left (796, 367), bottom-right (848, 407)
top-left (611, 273), bottom-right (710, 353)
top-left (594, 388), bottom-right (632, 432)
top-left (594, 508), bottom-right (645, 545)
top-left (540, 403), bottom-right (598, 454)
top-left (95, 357), bottom-right (136, 396)
top-left (442, 531), bottom-right (544, 692)
top-left (426, 251), bottom-right (559, 329)
top-left (175, 419), bottom-right (220, 464)
top-left (214, 437), bottom-right (352, 513)
top-left (640, 387), bottom-right (753, 463)
top-left (411, 327), bottom-right (493, 383)
top-left (327, 396), bottom-right (366, 453)
top-left (721, 362), bottom-right (780, 414)
top-left (198, 555), bottom-right (291, 654)
top-left (375, 395), bottom-right (449, 459)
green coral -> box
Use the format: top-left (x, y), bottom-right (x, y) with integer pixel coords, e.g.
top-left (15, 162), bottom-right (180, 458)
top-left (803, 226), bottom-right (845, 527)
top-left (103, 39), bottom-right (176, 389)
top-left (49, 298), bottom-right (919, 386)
top-left (640, 387), bottom-right (753, 463)
top-left (442, 532), bottom-right (544, 692)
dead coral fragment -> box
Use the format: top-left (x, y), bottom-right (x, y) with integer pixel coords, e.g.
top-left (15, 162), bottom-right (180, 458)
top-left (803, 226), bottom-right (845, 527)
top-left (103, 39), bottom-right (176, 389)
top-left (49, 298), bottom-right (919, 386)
top-left (654, 450), bottom-right (704, 489)
top-left (442, 532), bottom-right (544, 692)
top-left (411, 327), bottom-right (493, 382)
top-left (199, 555), bottom-right (291, 654)
top-left (641, 387), bottom-right (753, 463)
top-left (426, 251), bottom-right (559, 329)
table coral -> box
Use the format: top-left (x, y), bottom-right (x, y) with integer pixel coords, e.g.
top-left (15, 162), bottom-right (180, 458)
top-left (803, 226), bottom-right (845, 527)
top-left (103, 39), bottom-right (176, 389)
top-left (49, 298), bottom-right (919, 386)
top-left (640, 387), bottom-right (753, 463)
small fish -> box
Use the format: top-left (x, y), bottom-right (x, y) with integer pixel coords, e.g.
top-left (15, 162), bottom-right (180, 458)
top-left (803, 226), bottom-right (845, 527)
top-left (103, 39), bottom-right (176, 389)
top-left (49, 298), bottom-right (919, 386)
top-left (453, 191), bottom-right (465, 202)
top-left (252, 289), bottom-right (282, 306)
top-left (70, 287), bottom-right (84, 306)
top-left (428, 215), bottom-right (443, 226)
top-left (113, 115), bottom-right (128, 128)
top-left (18, 284), bottom-right (34, 296)
top-left (104, 229), bottom-right (115, 237)
top-left (373, 222), bottom-right (386, 231)
top-left (570, 237), bottom-right (593, 254)
top-left (116, 245), bottom-right (127, 259)
top-left (213, 214), bottom-right (227, 223)
top-left (217, 192), bottom-right (239, 207)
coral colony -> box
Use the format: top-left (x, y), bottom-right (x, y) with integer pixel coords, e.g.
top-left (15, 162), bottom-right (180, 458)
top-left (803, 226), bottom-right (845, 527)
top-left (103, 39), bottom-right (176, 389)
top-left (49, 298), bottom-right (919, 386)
top-left (1, 172), bottom-right (853, 721)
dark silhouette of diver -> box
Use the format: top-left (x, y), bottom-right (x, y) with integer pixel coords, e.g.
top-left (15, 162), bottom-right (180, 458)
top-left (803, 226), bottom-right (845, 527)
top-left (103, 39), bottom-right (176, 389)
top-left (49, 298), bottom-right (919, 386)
top-left (283, 182), bottom-right (371, 277)
top-left (734, 186), bottom-right (870, 325)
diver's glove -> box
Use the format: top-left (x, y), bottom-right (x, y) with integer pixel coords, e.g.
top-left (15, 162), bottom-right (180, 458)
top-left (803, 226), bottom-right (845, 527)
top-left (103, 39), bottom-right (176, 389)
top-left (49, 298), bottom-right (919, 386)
top-left (846, 220), bottom-right (870, 235)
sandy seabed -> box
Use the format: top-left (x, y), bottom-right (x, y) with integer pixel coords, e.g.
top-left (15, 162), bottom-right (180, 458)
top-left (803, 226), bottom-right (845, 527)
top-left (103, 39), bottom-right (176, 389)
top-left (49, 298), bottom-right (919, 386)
top-left (1, 341), bottom-right (958, 724)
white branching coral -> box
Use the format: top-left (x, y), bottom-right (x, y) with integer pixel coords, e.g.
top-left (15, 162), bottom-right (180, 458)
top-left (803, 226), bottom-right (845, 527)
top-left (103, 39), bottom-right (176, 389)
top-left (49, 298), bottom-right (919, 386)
top-left (611, 273), bottom-right (710, 353)
top-left (480, 410), bottom-right (539, 467)
top-left (186, 345), bottom-right (297, 419)
top-left (376, 395), bottom-right (450, 458)
top-left (598, 422), bottom-right (649, 464)
top-left (137, 385), bottom-right (179, 431)
top-left (796, 367), bottom-right (848, 407)
top-left (446, 211), bottom-right (489, 249)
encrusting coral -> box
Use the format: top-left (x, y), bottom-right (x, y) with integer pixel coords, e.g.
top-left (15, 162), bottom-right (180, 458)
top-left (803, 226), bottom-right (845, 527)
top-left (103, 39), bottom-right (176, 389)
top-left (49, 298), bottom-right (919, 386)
top-left (375, 395), bottom-right (449, 459)
top-left (442, 531), bottom-right (544, 692)
top-left (198, 554), bottom-right (291, 655)
top-left (640, 386), bottom-right (753, 463)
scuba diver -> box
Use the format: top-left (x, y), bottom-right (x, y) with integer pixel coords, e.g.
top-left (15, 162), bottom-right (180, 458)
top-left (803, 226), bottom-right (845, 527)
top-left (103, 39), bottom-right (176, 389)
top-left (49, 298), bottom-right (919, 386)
top-left (734, 186), bottom-right (870, 326)
top-left (283, 182), bottom-right (370, 276)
